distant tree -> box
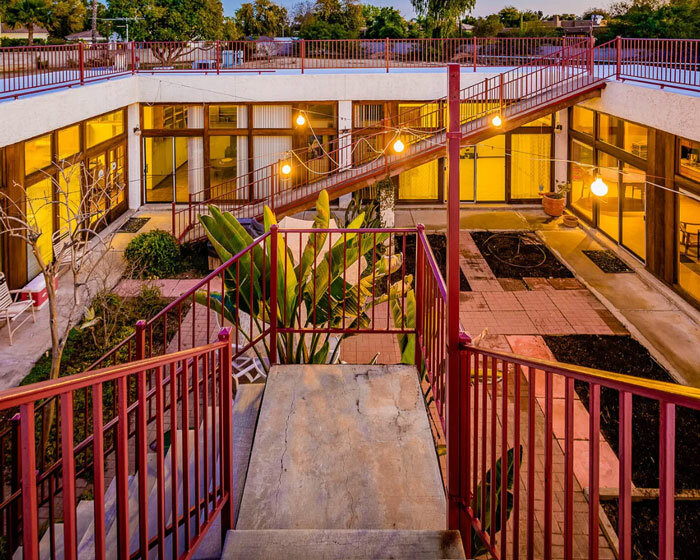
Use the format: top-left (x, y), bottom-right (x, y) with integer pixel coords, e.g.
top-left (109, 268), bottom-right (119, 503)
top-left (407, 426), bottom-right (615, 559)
top-left (364, 7), bottom-right (408, 38)
top-left (410, 0), bottom-right (476, 37)
top-left (498, 5), bottom-right (521, 27)
top-left (234, 0), bottom-right (288, 37)
top-left (603, 0), bottom-right (700, 39)
top-left (222, 16), bottom-right (243, 40)
top-left (48, 0), bottom-right (86, 38)
top-left (581, 7), bottom-right (611, 20)
top-left (105, 0), bottom-right (224, 40)
top-left (4, 0), bottom-right (51, 44)
top-left (294, 0), bottom-right (364, 39)
top-left (472, 13), bottom-right (503, 36)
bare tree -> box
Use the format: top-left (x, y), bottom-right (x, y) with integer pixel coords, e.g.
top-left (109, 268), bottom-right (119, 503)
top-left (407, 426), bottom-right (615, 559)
top-left (0, 160), bottom-right (125, 383)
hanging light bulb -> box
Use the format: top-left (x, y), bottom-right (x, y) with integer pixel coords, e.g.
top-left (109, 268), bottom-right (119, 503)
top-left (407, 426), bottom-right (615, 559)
top-left (281, 162), bottom-right (292, 176)
top-left (591, 176), bottom-right (608, 197)
top-left (393, 138), bottom-right (405, 153)
top-left (295, 113), bottom-right (306, 126)
top-left (492, 115), bottom-right (503, 127)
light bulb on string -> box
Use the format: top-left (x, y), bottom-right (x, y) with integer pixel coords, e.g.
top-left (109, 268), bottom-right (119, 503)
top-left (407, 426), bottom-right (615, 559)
top-left (295, 113), bottom-right (306, 126)
top-left (591, 177), bottom-right (608, 197)
top-left (393, 139), bottom-right (405, 153)
top-left (492, 115), bottom-right (503, 127)
top-left (281, 162), bottom-right (292, 176)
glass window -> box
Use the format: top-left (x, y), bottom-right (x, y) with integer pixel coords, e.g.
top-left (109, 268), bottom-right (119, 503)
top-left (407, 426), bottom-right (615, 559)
top-left (459, 147), bottom-right (475, 202)
top-left (86, 110), bottom-right (124, 149)
top-left (25, 178), bottom-right (54, 279)
top-left (57, 164), bottom-right (82, 235)
top-left (679, 193), bottom-right (700, 303)
top-left (398, 160), bottom-right (438, 200)
top-left (306, 104), bottom-right (336, 129)
top-left (353, 103), bottom-right (384, 128)
top-left (570, 140), bottom-right (595, 221)
top-left (209, 105), bottom-right (239, 129)
top-left (57, 125), bottom-right (80, 162)
top-left (398, 103), bottom-right (441, 129)
top-left (209, 136), bottom-right (238, 187)
top-left (476, 135), bottom-right (506, 202)
top-left (621, 162), bottom-right (646, 260)
top-left (680, 138), bottom-right (700, 183)
top-left (108, 144), bottom-right (126, 208)
top-left (353, 134), bottom-right (382, 167)
top-left (511, 134), bottom-right (551, 199)
top-left (86, 154), bottom-right (107, 224)
top-left (598, 152), bottom-right (620, 242)
top-left (143, 105), bottom-right (189, 130)
top-left (599, 114), bottom-right (647, 158)
top-left (25, 134), bottom-right (52, 176)
top-left (253, 105), bottom-right (291, 128)
top-left (571, 106), bottom-right (594, 136)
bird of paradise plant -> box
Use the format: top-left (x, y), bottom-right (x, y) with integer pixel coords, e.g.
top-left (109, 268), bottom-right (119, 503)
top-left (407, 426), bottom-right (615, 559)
top-left (195, 190), bottom-right (411, 367)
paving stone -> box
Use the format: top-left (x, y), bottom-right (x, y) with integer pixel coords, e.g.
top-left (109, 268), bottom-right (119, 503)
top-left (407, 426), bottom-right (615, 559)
top-left (498, 278), bottom-right (528, 291)
top-left (523, 277), bottom-right (556, 291)
top-left (548, 278), bottom-right (585, 290)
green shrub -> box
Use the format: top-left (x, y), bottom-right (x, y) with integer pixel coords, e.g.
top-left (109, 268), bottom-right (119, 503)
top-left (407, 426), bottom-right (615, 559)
top-left (125, 229), bottom-right (181, 278)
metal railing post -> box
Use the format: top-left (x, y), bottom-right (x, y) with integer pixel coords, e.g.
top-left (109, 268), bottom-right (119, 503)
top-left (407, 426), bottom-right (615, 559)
top-left (171, 202), bottom-right (176, 237)
top-left (301, 39), bottom-right (305, 74)
top-left (216, 40), bottom-right (220, 75)
top-left (269, 225), bottom-right (278, 365)
top-left (79, 42), bottom-right (84, 85)
top-left (219, 327), bottom-right (235, 538)
top-left (616, 36), bottom-right (622, 81)
top-left (445, 62), bottom-right (463, 543)
top-left (588, 35), bottom-right (595, 74)
top-left (9, 414), bottom-right (20, 554)
top-left (473, 36), bottom-right (477, 71)
top-left (19, 404), bottom-right (39, 560)
top-left (135, 319), bottom-right (146, 360)
top-left (130, 41), bottom-right (136, 74)
top-left (386, 37), bottom-right (390, 73)
top-left (414, 225), bottom-right (425, 368)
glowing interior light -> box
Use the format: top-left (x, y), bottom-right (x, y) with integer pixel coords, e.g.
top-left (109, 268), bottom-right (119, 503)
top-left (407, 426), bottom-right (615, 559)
top-left (591, 177), bottom-right (609, 197)
top-left (295, 113), bottom-right (306, 126)
top-left (393, 139), bottom-right (405, 153)
top-left (281, 163), bottom-right (292, 175)
top-left (492, 115), bottom-right (503, 127)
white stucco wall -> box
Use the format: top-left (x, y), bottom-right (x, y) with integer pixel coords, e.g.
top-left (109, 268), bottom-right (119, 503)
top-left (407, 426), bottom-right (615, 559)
top-left (578, 81), bottom-right (700, 142)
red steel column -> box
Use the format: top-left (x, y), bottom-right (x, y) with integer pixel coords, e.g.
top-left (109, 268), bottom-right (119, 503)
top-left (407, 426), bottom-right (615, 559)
top-left (445, 63), bottom-right (463, 537)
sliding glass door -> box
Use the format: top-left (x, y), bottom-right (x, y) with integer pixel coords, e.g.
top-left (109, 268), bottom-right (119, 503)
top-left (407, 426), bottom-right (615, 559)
top-left (143, 137), bottom-right (190, 203)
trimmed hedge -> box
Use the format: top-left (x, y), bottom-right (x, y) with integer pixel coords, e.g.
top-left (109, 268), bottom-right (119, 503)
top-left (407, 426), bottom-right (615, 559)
top-left (125, 229), bottom-right (181, 278)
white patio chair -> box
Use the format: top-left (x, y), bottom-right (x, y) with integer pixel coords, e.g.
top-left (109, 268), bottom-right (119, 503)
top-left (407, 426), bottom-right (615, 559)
top-left (214, 309), bottom-right (267, 383)
top-left (0, 273), bottom-right (36, 345)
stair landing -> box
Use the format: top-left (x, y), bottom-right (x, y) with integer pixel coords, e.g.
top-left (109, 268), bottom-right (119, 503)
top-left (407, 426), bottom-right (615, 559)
top-left (236, 364), bottom-right (446, 531)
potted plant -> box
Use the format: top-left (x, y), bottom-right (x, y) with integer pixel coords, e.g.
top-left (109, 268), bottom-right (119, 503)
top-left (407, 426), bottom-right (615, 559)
top-left (540, 181), bottom-right (571, 217)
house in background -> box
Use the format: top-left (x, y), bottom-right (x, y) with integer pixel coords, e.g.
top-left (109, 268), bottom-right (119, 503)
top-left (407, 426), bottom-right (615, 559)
top-left (65, 30), bottom-right (109, 43)
top-left (0, 21), bottom-right (50, 42)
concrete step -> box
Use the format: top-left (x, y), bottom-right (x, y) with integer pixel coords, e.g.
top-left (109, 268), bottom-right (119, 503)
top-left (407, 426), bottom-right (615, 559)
top-left (237, 365), bottom-right (445, 531)
top-left (221, 529), bottom-right (466, 559)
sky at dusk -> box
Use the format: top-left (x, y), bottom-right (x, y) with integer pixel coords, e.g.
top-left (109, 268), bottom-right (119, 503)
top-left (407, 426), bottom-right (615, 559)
top-left (221, 0), bottom-right (607, 19)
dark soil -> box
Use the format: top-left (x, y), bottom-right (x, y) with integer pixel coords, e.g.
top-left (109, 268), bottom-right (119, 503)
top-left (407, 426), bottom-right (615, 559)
top-left (543, 335), bottom-right (700, 559)
top-left (582, 250), bottom-right (634, 273)
top-left (471, 231), bottom-right (574, 279)
top-left (396, 233), bottom-right (471, 291)
top-left (602, 500), bottom-right (700, 560)
top-left (543, 335), bottom-right (700, 489)
top-left (117, 217), bottom-right (150, 233)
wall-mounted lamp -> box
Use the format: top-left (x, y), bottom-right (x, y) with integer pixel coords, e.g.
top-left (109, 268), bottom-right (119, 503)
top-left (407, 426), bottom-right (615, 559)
top-left (133, 126), bottom-right (141, 136)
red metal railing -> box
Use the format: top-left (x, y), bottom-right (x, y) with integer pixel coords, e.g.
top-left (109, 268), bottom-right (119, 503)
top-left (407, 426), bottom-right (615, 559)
top-left (0, 329), bottom-right (235, 560)
top-left (608, 37), bottom-right (700, 92)
top-left (174, 39), bottom-right (609, 242)
top-left (1, 37), bottom-right (585, 100)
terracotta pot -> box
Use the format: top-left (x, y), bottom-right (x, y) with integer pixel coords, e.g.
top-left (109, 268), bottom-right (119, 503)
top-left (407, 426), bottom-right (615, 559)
top-left (542, 194), bottom-right (566, 217)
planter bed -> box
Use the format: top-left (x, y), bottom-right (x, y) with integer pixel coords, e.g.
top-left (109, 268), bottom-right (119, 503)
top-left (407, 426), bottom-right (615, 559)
top-left (543, 334), bottom-right (700, 559)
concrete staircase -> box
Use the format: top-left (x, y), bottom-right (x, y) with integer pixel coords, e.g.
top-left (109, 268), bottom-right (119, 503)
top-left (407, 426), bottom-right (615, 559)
top-left (13, 383), bottom-right (264, 560)
top-left (222, 364), bottom-right (464, 559)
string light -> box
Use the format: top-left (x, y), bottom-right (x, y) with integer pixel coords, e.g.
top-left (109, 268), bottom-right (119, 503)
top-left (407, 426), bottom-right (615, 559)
top-left (280, 162), bottom-right (292, 176)
top-left (393, 139), bottom-right (405, 153)
top-left (492, 115), bottom-right (503, 127)
top-left (591, 176), bottom-right (609, 197)
top-left (295, 113), bottom-right (306, 126)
